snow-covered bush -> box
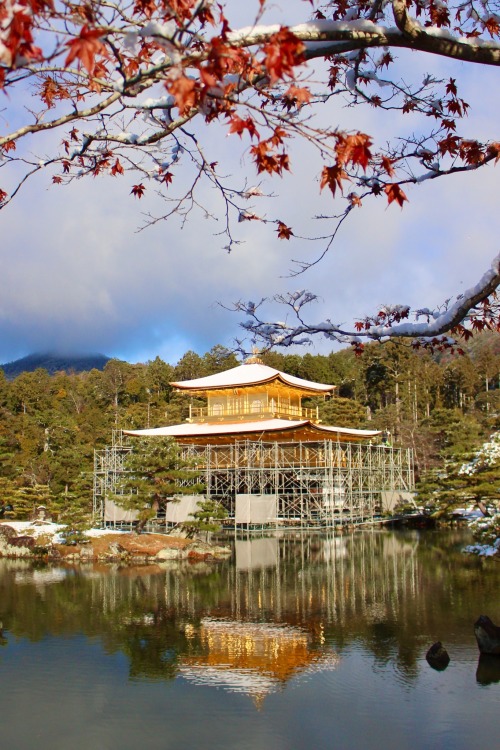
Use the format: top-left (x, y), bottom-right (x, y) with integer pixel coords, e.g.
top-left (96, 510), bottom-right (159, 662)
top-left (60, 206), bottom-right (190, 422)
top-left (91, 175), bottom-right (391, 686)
top-left (465, 513), bottom-right (500, 557)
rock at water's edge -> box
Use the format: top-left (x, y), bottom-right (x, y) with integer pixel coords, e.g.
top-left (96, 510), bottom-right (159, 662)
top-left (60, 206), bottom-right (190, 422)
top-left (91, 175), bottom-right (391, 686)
top-left (474, 615), bottom-right (500, 655)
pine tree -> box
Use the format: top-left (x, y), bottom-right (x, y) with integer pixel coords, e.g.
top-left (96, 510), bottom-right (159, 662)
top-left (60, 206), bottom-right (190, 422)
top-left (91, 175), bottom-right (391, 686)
top-left (113, 437), bottom-right (204, 533)
top-left (0, 477), bottom-right (16, 518)
top-left (418, 431), bottom-right (500, 518)
top-left (51, 473), bottom-right (94, 544)
top-left (181, 498), bottom-right (228, 541)
top-left (11, 484), bottom-right (53, 520)
top-left (318, 396), bottom-right (367, 428)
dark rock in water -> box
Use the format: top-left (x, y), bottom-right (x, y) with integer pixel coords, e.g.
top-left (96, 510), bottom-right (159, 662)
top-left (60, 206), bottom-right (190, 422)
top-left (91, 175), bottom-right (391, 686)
top-left (474, 615), bottom-right (500, 655)
top-left (426, 642), bottom-right (450, 670)
top-left (476, 654), bottom-right (500, 685)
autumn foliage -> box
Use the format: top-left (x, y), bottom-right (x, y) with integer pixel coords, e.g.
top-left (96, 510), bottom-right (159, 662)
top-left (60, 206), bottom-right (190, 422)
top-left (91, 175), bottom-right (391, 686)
top-left (1, 0), bottom-right (500, 347)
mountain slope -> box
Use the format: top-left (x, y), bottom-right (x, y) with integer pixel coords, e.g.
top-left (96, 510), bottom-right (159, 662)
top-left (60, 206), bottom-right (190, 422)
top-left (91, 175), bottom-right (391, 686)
top-left (0, 352), bottom-right (110, 378)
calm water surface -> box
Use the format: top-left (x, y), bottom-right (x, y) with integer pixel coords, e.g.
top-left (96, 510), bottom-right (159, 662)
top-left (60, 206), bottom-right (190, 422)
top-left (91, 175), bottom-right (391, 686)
top-left (1, 528), bottom-right (499, 750)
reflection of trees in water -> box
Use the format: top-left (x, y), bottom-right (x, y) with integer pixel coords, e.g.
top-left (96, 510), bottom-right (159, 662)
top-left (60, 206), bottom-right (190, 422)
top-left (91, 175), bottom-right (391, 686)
top-left (0, 530), bottom-right (498, 686)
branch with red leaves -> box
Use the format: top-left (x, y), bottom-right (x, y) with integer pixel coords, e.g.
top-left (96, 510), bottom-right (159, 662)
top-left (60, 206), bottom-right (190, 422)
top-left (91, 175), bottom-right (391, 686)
top-left (235, 254), bottom-right (500, 354)
top-left (1, 1), bottom-right (500, 342)
top-left (1, 1), bottom-right (500, 222)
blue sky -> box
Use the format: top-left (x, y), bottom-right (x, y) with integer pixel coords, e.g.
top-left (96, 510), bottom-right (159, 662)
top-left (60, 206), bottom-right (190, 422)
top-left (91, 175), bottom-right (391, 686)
top-left (0, 2), bottom-right (498, 366)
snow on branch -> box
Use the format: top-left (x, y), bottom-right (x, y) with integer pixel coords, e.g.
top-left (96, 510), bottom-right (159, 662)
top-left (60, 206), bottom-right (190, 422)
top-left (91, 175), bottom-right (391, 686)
top-left (236, 254), bottom-right (500, 353)
top-left (1, 0), bottom-right (500, 322)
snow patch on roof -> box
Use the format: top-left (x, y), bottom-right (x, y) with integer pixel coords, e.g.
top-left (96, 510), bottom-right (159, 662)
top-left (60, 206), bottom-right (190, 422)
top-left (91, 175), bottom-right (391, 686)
top-left (124, 418), bottom-right (380, 439)
top-left (170, 362), bottom-right (335, 393)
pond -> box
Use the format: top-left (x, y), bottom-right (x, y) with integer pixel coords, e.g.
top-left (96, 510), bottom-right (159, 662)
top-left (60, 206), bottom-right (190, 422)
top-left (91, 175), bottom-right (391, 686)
top-left (0, 528), bottom-right (499, 750)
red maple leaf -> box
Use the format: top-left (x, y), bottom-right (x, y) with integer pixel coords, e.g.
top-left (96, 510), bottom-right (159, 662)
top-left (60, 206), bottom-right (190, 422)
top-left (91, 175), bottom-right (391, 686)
top-left (484, 17), bottom-right (500, 38)
top-left (486, 142), bottom-right (500, 164)
top-left (445, 78), bottom-right (458, 96)
top-left (131, 183), bottom-right (146, 198)
top-left (276, 221), bottom-right (293, 240)
top-left (380, 156), bottom-right (395, 177)
top-left (282, 85), bottom-right (311, 110)
top-left (65, 26), bottom-right (108, 75)
top-left (111, 159), bottom-right (124, 176)
top-left (320, 164), bottom-right (349, 197)
top-left (250, 141), bottom-right (290, 176)
top-left (337, 133), bottom-right (373, 170)
top-left (438, 134), bottom-right (460, 157)
top-left (40, 77), bottom-right (70, 108)
top-left (262, 28), bottom-right (305, 83)
top-left (167, 75), bottom-right (198, 115)
top-left (460, 140), bottom-right (484, 165)
top-left (159, 171), bottom-right (173, 185)
top-left (228, 115), bottom-right (259, 140)
top-left (384, 183), bottom-right (408, 207)
top-left (441, 118), bottom-right (456, 131)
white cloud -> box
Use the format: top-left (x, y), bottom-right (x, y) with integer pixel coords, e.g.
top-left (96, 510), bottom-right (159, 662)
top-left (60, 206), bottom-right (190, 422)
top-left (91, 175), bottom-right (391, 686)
top-left (0, 2), bottom-right (499, 365)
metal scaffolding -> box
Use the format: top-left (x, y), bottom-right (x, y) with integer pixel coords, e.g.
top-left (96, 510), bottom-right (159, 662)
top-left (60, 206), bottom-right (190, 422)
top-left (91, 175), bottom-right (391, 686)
top-left (93, 431), bottom-right (414, 529)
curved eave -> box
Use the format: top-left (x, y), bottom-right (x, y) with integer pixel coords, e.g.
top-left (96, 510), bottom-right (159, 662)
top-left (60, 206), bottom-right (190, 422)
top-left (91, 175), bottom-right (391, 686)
top-left (124, 420), bottom-right (381, 442)
top-left (169, 363), bottom-right (335, 395)
top-left (172, 374), bottom-right (334, 395)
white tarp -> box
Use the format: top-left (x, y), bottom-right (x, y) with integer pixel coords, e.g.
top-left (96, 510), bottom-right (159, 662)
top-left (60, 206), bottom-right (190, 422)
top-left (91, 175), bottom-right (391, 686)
top-left (380, 490), bottom-right (416, 512)
top-left (235, 537), bottom-right (278, 570)
top-left (235, 494), bottom-right (277, 525)
top-left (165, 495), bottom-right (203, 523)
top-left (104, 499), bottom-right (139, 523)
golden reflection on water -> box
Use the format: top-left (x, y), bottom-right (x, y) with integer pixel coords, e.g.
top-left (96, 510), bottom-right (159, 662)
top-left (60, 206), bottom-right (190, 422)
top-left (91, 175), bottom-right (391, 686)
top-left (0, 528), bottom-right (495, 700)
top-left (179, 618), bottom-right (338, 702)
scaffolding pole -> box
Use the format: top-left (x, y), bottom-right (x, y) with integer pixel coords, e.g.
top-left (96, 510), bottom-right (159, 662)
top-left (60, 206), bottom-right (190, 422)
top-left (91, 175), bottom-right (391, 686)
top-left (93, 432), bottom-right (414, 529)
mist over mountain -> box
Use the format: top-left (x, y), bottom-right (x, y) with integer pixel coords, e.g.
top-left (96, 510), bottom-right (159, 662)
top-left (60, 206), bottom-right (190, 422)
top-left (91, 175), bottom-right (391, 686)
top-left (0, 352), bottom-right (110, 378)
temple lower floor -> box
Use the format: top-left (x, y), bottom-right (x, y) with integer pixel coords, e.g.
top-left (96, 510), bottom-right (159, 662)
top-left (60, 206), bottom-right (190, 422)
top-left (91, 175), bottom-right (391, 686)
top-left (94, 433), bottom-right (415, 529)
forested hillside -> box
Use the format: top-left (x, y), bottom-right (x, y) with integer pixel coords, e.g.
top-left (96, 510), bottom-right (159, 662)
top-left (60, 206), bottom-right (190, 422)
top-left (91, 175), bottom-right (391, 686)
top-left (0, 337), bottom-right (498, 520)
top-left (0, 352), bottom-right (110, 378)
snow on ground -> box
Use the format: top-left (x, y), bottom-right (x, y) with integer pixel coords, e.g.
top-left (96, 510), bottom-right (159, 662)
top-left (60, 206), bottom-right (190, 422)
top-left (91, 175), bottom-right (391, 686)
top-left (2, 521), bottom-right (64, 538)
top-left (0, 521), bottom-right (125, 544)
top-left (84, 527), bottom-right (126, 536)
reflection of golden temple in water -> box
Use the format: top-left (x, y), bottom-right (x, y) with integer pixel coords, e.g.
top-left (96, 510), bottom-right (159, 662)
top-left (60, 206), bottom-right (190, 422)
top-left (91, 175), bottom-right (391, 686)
top-left (51, 530), bottom-right (428, 694)
top-left (179, 618), bottom-right (338, 704)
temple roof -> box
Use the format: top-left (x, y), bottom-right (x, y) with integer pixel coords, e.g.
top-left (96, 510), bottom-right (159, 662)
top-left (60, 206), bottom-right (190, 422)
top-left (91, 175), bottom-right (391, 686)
top-left (178, 619), bottom-right (339, 701)
top-left (170, 362), bottom-right (335, 394)
top-left (124, 418), bottom-right (380, 441)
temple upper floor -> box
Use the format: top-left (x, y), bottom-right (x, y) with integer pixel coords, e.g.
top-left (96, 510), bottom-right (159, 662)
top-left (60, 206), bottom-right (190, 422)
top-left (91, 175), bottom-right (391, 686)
top-left (187, 386), bottom-right (319, 423)
top-left (171, 362), bottom-right (335, 425)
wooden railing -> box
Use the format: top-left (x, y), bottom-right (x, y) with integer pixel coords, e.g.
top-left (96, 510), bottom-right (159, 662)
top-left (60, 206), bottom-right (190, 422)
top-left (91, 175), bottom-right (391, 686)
top-left (188, 405), bottom-right (318, 422)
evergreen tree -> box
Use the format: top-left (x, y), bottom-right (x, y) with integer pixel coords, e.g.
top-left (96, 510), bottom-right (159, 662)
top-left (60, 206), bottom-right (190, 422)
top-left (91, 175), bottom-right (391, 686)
top-left (417, 428), bottom-right (499, 516)
top-left (11, 484), bottom-right (54, 520)
top-left (318, 397), bottom-right (367, 428)
top-left (52, 473), bottom-right (94, 544)
top-left (173, 351), bottom-right (206, 382)
top-left (181, 498), bottom-right (228, 541)
top-left (0, 477), bottom-right (16, 517)
top-left (113, 437), bottom-right (204, 533)
top-left (202, 345), bottom-right (239, 375)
